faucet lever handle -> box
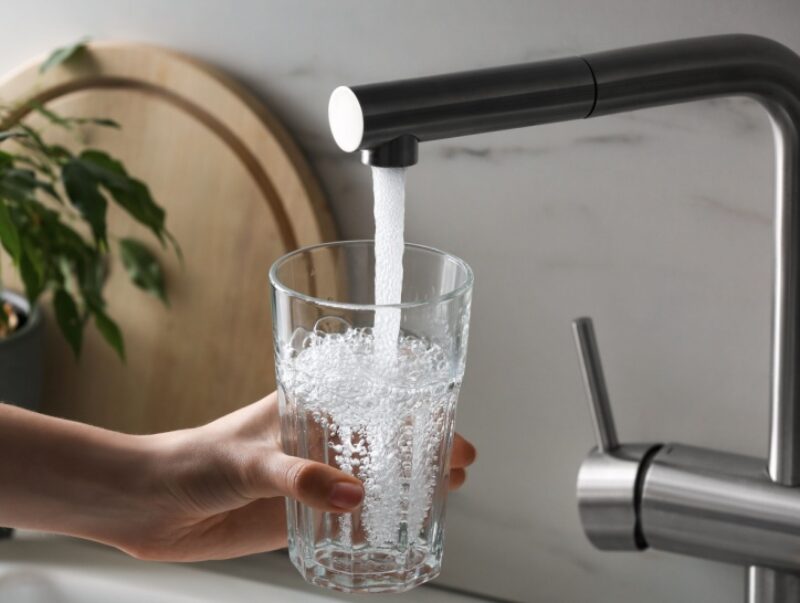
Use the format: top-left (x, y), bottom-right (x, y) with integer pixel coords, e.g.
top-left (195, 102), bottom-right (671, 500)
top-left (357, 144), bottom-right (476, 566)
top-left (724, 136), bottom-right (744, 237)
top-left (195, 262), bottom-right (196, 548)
top-left (572, 317), bottom-right (619, 452)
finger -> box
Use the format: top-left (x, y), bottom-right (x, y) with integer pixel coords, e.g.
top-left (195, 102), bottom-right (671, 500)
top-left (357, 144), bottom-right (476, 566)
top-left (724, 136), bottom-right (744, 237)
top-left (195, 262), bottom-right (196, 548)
top-left (451, 433), bottom-right (477, 469)
top-left (448, 468), bottom-right (467, 491)
top-left (250, 452), bottom-right (364, 513)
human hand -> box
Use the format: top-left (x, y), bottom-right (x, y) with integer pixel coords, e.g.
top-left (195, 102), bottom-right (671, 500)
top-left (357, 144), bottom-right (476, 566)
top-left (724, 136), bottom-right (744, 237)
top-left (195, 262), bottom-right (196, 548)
top-left (115, 392), bottom-right (476, 561)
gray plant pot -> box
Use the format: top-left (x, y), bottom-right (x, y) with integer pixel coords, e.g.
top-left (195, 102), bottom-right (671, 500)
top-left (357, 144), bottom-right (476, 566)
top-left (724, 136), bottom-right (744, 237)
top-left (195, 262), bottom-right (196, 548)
top-left (0, 290), bottom-right (43, 411)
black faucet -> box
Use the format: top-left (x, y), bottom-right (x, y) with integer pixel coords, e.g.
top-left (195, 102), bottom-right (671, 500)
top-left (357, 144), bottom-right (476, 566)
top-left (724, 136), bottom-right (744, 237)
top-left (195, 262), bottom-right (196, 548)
top-left (328, 35), bottom-right (800, 602)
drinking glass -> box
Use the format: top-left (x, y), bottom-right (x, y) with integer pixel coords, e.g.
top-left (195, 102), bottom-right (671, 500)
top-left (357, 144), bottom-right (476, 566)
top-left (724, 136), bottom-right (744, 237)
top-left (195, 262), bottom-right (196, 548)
top-left (269, 240), bottom-right (473, 593)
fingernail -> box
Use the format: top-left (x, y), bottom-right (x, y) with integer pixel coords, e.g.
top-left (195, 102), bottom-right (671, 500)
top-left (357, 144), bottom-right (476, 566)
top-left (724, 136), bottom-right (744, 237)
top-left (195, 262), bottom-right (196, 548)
top-left (329, 482), bottom-right (363, 509)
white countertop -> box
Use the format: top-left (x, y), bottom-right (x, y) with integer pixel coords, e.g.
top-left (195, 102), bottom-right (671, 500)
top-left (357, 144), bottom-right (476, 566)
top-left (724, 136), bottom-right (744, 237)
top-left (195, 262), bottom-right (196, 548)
top-left (0, 532), bottom-right (492, 602)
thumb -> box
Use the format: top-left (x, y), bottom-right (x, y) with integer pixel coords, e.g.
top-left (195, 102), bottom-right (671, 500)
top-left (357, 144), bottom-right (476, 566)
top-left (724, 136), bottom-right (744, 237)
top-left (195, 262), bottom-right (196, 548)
top-left (256, 452), bottom-right (364, 512)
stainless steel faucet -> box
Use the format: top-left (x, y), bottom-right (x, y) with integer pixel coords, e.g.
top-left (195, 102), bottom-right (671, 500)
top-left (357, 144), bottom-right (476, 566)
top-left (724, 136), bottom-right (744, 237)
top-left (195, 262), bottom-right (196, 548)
top-left (328, 34), bottom-right (800, 602)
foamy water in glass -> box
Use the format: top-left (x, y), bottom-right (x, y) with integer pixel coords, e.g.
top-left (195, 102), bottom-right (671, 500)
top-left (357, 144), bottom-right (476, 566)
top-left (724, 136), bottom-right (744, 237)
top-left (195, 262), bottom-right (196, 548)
top-left (277, 327), bottom-right (460, 591)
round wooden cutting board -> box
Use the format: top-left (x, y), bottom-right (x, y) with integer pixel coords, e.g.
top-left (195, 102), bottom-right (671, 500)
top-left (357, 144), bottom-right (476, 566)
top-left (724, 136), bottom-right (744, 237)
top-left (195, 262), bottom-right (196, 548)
top-left (0, 43), bottom-right (336, 433)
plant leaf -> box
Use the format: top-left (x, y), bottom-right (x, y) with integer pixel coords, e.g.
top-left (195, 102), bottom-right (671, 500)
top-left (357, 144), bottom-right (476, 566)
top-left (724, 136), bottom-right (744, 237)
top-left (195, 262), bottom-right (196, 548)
top-left (78, 150), bottom-right (166, 243)
top-left (92, 307), bottom-right (125, 361)
top-left (0, 168), bottom-right (37, 203)
top-left (0, 130), bottom-right (25, 142)
top-left (62, 159), bottom-right (107, 244)
top-left (53, 288), bottom-right (82, 357)
top-left (118, 238), bottom-right (168, 304)
top-left (19, 248), bottom-right (44, 303)
top-left (75, 117), bottom-right (120, 129)
top-left (77, 254), bottom-right (107, 311)
top-left (0, 151), bottom-right (13, 169)
top-left (32, 103), bottom-right (121, 132)
top-left (114, 179), bottom-right (166, 242)
top-left (14, 124), bottom-right (49, 155)
top-left (0, 200), bottom-right (20, 263)
top-left (40, 37), bottom-right (90, 74)
top-left (47, 144), bottom-right (73, 163)
top-left (80, 149), bottom-right (127, 177)
top-left (3, 165), bottom-right (60, 201)
top-left (21, 237), bottom-right (45, 286)
top-left (165, 230), bottom-right (183, 265)
top-left (32, 103), bottom-right (73, 129)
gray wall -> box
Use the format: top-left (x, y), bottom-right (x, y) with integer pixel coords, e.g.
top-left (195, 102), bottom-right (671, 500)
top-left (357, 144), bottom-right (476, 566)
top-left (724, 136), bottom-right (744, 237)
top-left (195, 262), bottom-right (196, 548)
top-left (6, 1), bottom-right (800, 601)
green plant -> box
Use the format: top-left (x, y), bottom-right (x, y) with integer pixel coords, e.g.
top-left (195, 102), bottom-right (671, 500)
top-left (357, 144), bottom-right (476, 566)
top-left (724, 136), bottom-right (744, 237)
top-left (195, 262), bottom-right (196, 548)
top-left (0, 40), bottom-right (177, 360)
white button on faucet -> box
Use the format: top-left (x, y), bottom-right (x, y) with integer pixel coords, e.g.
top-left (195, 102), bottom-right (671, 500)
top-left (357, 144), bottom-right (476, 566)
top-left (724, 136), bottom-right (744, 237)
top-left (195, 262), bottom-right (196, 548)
top-left (328, 86), bottom-right (363, 152)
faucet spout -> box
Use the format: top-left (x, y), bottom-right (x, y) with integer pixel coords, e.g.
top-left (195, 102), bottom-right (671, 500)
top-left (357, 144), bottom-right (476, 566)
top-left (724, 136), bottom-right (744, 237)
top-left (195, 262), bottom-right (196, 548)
top-left (328, 54), bottom-right (595, 166)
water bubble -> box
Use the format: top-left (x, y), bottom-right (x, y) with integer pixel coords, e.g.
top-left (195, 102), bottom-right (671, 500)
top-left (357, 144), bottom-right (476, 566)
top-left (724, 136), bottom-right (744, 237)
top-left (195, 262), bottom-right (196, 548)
top-left (287, 328), bottom-right (310, 354)
top-left (313, 315), bottom-right (353, 335)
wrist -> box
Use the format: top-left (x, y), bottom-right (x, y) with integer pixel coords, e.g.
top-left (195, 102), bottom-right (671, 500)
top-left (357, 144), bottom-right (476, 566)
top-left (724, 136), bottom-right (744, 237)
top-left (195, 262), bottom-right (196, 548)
top-left (0, 404), bottom-right (165, 548)
top-left (59, 430), bottom-right (164, 547)
top-left (71, 426), bottom-right (204, 558)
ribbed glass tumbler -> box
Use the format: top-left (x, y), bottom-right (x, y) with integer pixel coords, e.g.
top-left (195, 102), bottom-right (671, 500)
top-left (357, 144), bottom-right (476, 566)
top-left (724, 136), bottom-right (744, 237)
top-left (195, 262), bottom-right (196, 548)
top-left (269, 241), bottom-right (473, 593)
